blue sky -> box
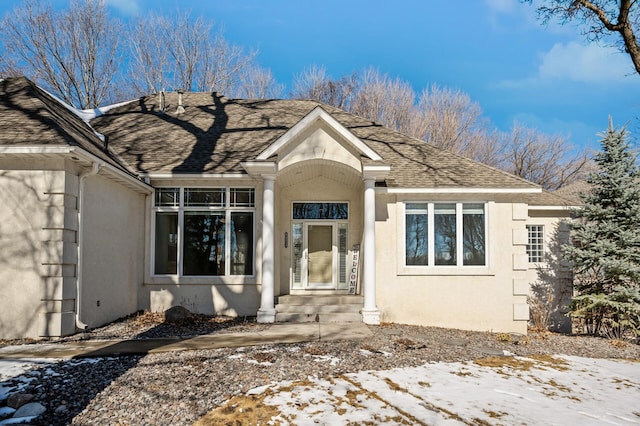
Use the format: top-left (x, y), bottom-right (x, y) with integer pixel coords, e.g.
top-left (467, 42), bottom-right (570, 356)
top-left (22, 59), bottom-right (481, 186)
top-left (2, 0), bottom-right (639, 149)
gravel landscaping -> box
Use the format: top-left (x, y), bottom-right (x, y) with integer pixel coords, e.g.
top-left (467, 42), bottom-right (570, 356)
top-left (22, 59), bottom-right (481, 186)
top-left (1, 313), bottom-right (638, 425)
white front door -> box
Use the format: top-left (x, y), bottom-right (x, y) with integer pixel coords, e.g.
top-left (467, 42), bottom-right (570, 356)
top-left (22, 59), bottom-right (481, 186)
top-left (305, 222), bottom-right (336, 289)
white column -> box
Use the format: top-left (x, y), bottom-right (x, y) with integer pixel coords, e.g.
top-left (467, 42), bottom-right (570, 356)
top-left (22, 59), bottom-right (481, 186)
top-left (257, 175), bottom-right (276, 323)
top-left (361, 177), bottom-right (380, 324)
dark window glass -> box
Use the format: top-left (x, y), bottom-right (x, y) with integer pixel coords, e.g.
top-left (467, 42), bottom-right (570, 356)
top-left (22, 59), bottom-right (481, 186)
top-left (230, 212), bottom-right (254, 275)
top-left (183, 212), bottom-right (225, 275)
top-left (463, 204), bottom-right (485, 266)
top-left (405, 203), bottom-right (428, 265)
top-left (155, 212), bottom-right (178, 274)
top-left (292, 202), bottom-right (348, 220)
top-left (155, 188), bottom-right (179, 207)
top-left (434, 204), bottom-right (457, 265)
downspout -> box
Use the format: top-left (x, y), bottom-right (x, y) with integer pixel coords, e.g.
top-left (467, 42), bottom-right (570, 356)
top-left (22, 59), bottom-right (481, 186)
top-left (76, 161), bottom-right (102, 330)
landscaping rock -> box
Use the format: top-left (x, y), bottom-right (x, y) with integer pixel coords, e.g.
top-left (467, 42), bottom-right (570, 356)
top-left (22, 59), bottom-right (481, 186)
top-left (6, 393), bottom-right (34, 409)
top-left (164, 306), bottom-right (192, 323)
top-left (13, 401), bottom-right (46, 418)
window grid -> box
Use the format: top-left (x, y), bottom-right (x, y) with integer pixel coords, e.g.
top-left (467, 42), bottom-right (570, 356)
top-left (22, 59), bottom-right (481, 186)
top-left (527, 225), bottom-right (545, 263)
top-left (153, 187), bottom-right (255, 277)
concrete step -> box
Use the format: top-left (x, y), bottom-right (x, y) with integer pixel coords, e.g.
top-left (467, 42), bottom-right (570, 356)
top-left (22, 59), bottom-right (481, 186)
top-left (275, 312), bottom-right (363, 323)
top-left (275, 303), bottom-right (361, 314)
top-left (318, 313), bottom-right (362, 323)
top-left (275, 313), bottom-right (318, 323)
top-left (277, 295), bottom-right (363, 306)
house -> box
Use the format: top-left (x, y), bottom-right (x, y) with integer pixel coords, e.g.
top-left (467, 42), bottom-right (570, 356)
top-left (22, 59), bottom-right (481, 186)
top-left (0, 77), bottom-right (573, 339)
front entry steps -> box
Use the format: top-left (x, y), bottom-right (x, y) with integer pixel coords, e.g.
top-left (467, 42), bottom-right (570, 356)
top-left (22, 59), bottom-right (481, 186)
top-left (275, 295), bottom-right (363, 323)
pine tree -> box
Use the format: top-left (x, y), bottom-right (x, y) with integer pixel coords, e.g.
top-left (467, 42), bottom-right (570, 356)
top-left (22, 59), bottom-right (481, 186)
top-left (563, 121), bottom-right (640, 338)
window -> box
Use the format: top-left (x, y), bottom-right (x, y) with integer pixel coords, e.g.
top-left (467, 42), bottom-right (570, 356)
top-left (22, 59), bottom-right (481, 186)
top-left (405, 202), bottom-right (486, 267)
top-left (526, 225), bottom-right (544, 263)
top-left (153, 187), bottom-right (255, 276)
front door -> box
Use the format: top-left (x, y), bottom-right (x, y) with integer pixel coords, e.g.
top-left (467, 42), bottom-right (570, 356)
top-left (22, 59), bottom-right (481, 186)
top-left (306, 223), bottom-right (335, 288)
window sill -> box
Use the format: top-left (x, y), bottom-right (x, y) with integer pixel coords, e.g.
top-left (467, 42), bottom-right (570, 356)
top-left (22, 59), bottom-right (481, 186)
top-left (397, 266), bottom-right (495, 276)
top-left (145, 275), bottom-right (257, 286)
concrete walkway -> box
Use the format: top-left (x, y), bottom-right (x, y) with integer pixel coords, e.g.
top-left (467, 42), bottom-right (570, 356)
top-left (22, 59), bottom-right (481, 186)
top-left (0, 322), bottom-right (372, 360)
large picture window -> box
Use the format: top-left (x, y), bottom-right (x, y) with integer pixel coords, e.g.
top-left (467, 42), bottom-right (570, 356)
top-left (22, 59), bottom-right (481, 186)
top-left (405, 202), bottom-right (486, 267)
top-left (153, 187), bottom-right (255, 276)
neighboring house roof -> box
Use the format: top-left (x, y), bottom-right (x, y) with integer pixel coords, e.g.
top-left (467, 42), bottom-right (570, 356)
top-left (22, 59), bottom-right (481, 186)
top-left (553, 180), bottom-right (590, 205)
top-left (0, 77), bottom-right (141, 180)
top-left (524, 189), bottom-right (576, 207)
top-left (90, 91), bottom-right (540, 191)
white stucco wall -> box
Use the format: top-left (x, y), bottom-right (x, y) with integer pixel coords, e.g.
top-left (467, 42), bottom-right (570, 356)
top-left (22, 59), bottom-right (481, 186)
top-left (80, 174), bottom-right (146, 328)
top-left (375, 195), bottom-right (531, 334)
top-left (143, 178), bottom-right (262, 317)
top-left (524, 209), bottom-right (573, 332)
top-left (0, 159), bottom-right (77, 339)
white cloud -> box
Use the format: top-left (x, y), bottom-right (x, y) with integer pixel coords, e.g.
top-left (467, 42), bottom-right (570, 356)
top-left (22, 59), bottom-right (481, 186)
top-left (485, 0), bottom-right (517, 14)
top-left (106, 0), bottom-right (140, 16)
top-left (538, 42), bottom-right (634, 83)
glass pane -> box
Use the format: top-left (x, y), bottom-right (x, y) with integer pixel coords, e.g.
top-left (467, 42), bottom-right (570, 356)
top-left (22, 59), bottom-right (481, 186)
top-left (155, 188), bottom-right (179, 207)
top-left (292, 202), bottom-right (348, 220)
top-left (183, 212), bottom-right (225, 275)
top-left (405, 203), bottom-right (428, 265)
top-left (154, 212), bottom-right (178, 274)
top-left (338, 224), bottom-right (348, 284)
top-left (230, 212), bottom-right (253, 275)
top-left (292, 223), bottom-right (303, 286)
top-left (184, 188), bottom-right (225, 207)
top-left (463, 204), bottom-right (485, 266)
top-left (435, 203), bottom-right (456, 265)
top-left (230, 188), bottom-right (255, 207)
top-left (527, 225), bottom-right (544, 263)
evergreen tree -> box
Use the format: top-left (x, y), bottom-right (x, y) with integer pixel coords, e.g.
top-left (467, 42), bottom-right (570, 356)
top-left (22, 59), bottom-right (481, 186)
top-left (564, 121), bottom-right (640, 338)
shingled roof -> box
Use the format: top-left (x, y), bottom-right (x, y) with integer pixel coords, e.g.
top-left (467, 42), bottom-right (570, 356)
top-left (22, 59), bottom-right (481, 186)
top-left (0, 77), bottom-right (139, 179)
top-left (90, 91), bottom-right (541, 190)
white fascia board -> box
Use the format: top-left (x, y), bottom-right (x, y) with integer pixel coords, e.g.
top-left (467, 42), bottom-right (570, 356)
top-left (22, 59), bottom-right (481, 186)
top-left (0, 145), bottom-right (74, 155)
top-left (379, 187), bottom-right (543, 194)
top-left (241, 161), bottom-right (278, 176)
top-left (528, 205), bottom-right (577, 211)
top-left (141, 172), bottom-right (250, 180)
top-left (362, 164), bottom-right (391, 180)
top-left (256, 106), bottom-right (382, 161)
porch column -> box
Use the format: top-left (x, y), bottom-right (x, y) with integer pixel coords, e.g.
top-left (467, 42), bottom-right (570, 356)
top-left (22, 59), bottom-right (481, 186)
top-left (258, 175), bottom-right (276, 323)
top-left (361, 177), bottom-right (380, 324)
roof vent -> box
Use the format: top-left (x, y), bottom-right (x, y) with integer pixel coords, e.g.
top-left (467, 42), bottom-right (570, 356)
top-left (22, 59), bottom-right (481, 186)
top-left (176, 89), bottom-right (185, 114)
top-left (158, 90), bottom-right (165, 112)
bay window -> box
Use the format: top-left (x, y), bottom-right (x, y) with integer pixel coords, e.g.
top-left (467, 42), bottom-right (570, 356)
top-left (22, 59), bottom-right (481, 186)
top-left (405, 202), bottom-right (486, 267)
top-left (154, 187), bottom-right (255, 276)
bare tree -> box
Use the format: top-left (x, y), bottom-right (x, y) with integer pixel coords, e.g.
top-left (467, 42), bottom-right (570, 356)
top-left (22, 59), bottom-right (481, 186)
top-left (413, 84), bottom-right (487, 155)
top-left (499, 123), bottom-right (592, 190)
top-left (0, 0), bottom-right (124, 108)
top-left (129, 12), bottom-right (264, 96)
top-left (350, 68), bottom-right (417, 136)
top-left (526, 0), bottom-right (640, 75)
top-left (236, 66), bottom-right (284, 99)
top-left (291, 65), bottom-right (358, 110)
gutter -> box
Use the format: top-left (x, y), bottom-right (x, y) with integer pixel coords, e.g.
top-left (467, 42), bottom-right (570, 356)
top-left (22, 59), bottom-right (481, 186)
top-left (75, 161), bottom-right (102, 331)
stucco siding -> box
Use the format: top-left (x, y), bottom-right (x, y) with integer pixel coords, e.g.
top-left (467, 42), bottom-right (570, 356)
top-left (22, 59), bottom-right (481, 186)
top-left (80, 174), bottom-right (146, 328)
top-left (0, 164), bottom-right (77, 339)
top-left (376, 198), bottom-right (529, 334)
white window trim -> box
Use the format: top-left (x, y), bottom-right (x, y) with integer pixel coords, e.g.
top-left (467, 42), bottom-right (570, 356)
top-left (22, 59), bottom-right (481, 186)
top-left (397, 201), bottom-right (494, 276)
top-left (151, 186), bottom-right (256, 280)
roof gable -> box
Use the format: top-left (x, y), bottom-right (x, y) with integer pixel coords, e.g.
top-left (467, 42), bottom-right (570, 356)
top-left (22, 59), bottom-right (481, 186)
top-left (256, 106), bottom-right (382, 162)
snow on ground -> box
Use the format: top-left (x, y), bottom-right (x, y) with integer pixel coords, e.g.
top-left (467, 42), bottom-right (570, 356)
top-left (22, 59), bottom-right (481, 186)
top-left (3, 354), bottom-right (639, 425)
top-left (259, 355), bottom-right (640, 425)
